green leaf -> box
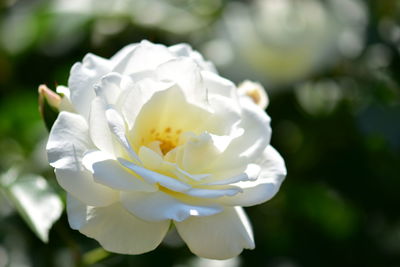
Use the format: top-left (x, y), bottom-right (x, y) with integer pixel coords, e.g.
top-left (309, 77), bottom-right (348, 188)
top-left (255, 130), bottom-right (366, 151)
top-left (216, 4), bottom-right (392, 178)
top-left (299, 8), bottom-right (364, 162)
top-left (0, 169), bottom-right (64, 242)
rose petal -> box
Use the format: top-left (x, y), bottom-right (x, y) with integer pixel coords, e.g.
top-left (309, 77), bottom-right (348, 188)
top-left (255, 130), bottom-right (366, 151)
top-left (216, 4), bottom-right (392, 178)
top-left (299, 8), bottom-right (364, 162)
top-left (66, 193), bottom-right (87, 230)
top-left (67, 196), bottom-right (170, 255)
top-left (203, 163), bottom-right (260, 186)
top-left (55, 168), bottom-right (117, 207)
top-left (211, 100), bottom-right (272, 171)
top-left (47, 112), bottom-right (117, 206)
top-left (110, 43), bottom-right (138, 65)
top-left (118, 78), bottom-right (173, 129)
top-left (139, 146), bottom-right (209, 183)
top-left (175, 206), bottom-right (255, 260)
top-left (128, 85), bottom-right (212, 150)
top-left (177, 132), bottom-right (234, 174)
top-left (119, 158), bottom-right (191, 192)
top-left (82, 150), bottom-right (156, 192)
top-left (202, 94), bottom-right (241, 136)
top-left (218, 145), bottom-right (286, 207)
top-left (184, 186), bottom-right (241, 199)
top-left (105, 108), bottom-right (141, 164)
top-left (94, 72), bottom-right (124, 105)
top-left (68, 53), bottom-right (112, 118)
top-left (47, 112), bottom-right (91, 169)
top-left (89, 97), bottom-right (115, 155)
top-left (168, 43), bottom-right (217, 73)
top-left (156, 58), bottom-right (206, 104)
top-left (201, 70), bottom-right (239, 102)
top-left (230, 100), bottom-right (271, 159)
top-left (121, 191), bottom-right (223, 222)
top-left (113, 40), bottom-right (174, 74)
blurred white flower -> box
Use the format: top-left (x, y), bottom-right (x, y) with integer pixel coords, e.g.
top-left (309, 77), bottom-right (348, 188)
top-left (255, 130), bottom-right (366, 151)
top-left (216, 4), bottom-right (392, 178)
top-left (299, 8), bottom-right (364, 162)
top-left (295, 79), bottom-right (343, 116)
top-left (46, 40), bottom-right (286, 259)
top-left (205, 0), bottom-right (367, 86)
top-left (50, 0), bottom-right (220, 35)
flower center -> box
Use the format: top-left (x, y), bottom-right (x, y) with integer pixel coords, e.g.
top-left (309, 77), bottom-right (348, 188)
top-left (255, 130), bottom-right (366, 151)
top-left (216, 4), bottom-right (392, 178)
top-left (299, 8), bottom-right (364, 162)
top-left (149, 127), bottom-right (182, 155)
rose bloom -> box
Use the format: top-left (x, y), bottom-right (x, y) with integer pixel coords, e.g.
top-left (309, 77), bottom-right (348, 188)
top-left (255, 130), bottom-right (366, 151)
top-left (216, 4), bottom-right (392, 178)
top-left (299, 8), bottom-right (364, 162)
top-left (209, 0), bottom-right (367, 86)
top-left (46, 41), bottom-right (286, 259)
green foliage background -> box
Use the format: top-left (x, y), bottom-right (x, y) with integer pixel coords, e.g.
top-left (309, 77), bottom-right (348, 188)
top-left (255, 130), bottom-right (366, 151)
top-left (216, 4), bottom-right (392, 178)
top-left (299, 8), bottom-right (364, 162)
top-left (0, 0), bottom-right (399, 266)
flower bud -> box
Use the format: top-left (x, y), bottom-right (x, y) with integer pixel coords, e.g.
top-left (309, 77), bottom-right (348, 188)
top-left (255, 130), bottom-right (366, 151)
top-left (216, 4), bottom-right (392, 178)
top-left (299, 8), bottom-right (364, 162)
top-left (38, 84), bottom-right (61, 131)
top-left (238, 80), bottom-right (269, 109)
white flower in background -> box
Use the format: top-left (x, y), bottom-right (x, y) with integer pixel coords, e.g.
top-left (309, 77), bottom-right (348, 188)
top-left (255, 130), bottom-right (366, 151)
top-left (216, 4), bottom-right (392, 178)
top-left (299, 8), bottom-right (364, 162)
top-left (204, 0), bottom-right (367, 86)
top-left (50, 0), bottom-right (220, 35)
top-left (46, 40), bottom-right (286, 259)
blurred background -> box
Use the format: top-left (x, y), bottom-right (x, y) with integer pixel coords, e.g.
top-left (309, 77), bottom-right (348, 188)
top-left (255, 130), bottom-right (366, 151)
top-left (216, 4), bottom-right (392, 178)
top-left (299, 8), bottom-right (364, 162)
top-left (0, 0), bottom-right (399, 266)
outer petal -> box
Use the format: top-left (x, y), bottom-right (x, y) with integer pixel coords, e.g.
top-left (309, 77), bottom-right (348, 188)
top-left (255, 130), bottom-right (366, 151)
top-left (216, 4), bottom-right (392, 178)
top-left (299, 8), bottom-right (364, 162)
top-left (168, 43), bottom-right (217, 73)
top-left (212, 100), bottom-right (272, 171)
top-left (110, 43), bottom-right (138, 65)
top-left (120, 191), bottom-right (223, 222)
top-left (67, 196), bottom-right (170, 255)
top-left (68, 53), bottom-right (112, 118)
top-left (156, 58), bottom-right (206, 104)
top-left (202, 163), bottom-right (260, 186)
top-left (201, 70), bottom-right (239, 103)
top-left (219, 145), bottom-right (286, 207)
top-left (47, 112), bottom-right (92, 169)
top-left (175, 207), bottom-right (255, 260)
top-left (47, 112), bottom-right (117, 206)
top-left (66, 193), bottom-right (87, 230)
top-left (228, 99), bottom-right (271, 159)
top-left (186, 98), bottom-right (269, 178)
top-left (55, 168), bottom-right (117, 207)
top-left (113, 40), bottom-right (174, 75)
top-left (93, 72), bottom-right (125, 105)
top-left (82, 150), bottom-right (157, 192)
top-left (89, 97), bottom-right (115, 155)
top-left (203, 95), bottom-right (241, 135)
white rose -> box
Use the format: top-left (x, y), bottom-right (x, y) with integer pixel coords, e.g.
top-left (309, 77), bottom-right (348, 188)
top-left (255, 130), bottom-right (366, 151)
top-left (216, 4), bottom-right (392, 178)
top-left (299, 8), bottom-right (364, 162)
top-left (210, 0), bottom-right (367, 85)
top-left (46, 40), bottom-right (286, 259)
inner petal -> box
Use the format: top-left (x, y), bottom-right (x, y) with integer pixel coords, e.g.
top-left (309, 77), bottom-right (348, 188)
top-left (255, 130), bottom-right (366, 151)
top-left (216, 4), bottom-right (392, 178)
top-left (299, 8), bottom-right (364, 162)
top-left (128, 85), bottom-right (211, 154)
top-left (124, 84), bottom-right (252, 190)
